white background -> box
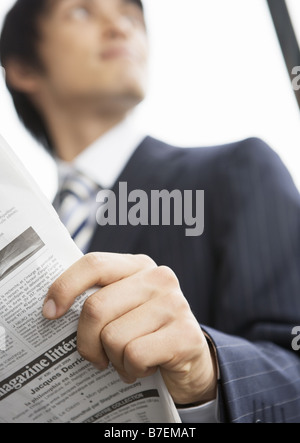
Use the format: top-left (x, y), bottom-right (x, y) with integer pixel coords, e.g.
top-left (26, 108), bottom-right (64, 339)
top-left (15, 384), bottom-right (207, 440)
top-left (0, 0), bottom-right (300, 200)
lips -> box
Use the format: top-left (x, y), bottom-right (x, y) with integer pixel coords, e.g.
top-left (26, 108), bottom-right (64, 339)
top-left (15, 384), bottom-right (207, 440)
top-left (101, 46), bottom-right (136, 60)
top-left (100, 46), bottom-right (140, 61)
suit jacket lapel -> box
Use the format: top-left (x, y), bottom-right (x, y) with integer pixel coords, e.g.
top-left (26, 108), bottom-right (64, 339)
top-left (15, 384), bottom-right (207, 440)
top-left (88, 136), bottom-right (163, 254)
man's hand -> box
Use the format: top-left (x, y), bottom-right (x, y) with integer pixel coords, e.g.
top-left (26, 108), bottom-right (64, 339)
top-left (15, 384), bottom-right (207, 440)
top-left (43, 252), bottom-right (217, 406)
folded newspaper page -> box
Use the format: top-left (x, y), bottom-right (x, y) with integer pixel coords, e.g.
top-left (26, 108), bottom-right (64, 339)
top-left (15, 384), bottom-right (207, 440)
top-left (0, 135), bottom-right (181, 423)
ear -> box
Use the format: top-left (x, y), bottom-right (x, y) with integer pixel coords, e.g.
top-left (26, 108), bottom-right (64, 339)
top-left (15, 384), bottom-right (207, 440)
top-left (4, 58), bottom-right (42, 94)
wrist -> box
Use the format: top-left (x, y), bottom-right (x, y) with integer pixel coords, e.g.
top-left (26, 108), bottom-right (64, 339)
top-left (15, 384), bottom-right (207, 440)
top-left (169, 335), bottom-right (218, 407)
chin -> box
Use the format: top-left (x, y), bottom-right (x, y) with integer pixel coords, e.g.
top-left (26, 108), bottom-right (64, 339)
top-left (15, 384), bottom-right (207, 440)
top-left (116, 90), bottom-right (146, 112)
top-left (104, 78), bottom-right (147, 103)
top-left (103, 64), bottom-right (148, 96)
top-left (94, 87), bottom-right (146, 114)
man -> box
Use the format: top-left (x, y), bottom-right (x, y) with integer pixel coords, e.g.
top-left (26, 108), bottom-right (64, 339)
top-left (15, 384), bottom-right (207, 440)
top-left (1, 0), bottom-right (300, 423)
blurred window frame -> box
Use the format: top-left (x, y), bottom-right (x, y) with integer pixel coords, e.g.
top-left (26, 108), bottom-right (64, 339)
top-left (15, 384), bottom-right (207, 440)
top-left (267, 0), bottom-right (300, 109)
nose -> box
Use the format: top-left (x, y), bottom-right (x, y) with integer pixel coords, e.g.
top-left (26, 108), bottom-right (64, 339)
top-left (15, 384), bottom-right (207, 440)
top-left (100, 11), bottom-right (133, 40)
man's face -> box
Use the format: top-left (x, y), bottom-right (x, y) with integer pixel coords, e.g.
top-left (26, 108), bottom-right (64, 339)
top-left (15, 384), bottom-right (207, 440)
top-left (35, 0), bottom-right (148, 111)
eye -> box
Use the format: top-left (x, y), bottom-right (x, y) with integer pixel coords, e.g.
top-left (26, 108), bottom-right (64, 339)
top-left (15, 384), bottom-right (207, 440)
top-left (69, 6), bottom-right (91, 21)
top-left (122, 7), bottom-right (145, 27)
top-left (125, 12), bottom-right (141, 25)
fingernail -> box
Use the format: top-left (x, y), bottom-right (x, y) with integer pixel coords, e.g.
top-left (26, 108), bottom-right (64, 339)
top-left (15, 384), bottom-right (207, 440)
top-left (43, 299), bottom-right (57, 319)
top-left (92, 363), bottom-right (106, 371)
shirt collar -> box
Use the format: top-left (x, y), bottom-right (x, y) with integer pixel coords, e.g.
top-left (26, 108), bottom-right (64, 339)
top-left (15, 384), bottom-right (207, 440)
top-left (56, 115), bottom-right (146, 189)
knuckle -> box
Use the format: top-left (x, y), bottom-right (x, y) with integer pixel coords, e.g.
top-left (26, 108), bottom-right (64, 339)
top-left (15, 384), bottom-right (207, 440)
top-left (76, 343), bottom-right (92, 362)
top-left (101, 322), bottom-right (119, 348)
top-left (124, 341), bottom-right (142, 369)
top-left (151, 265), bottom-right (179, 288)
top-left (84, 252), bottom-right (105, 269)
top-left (135, 254), bottom-right (157, 269)
top-left (82, 295), bottom-right (103, 322)
top-left (164, 289), bottom-right (189, 313)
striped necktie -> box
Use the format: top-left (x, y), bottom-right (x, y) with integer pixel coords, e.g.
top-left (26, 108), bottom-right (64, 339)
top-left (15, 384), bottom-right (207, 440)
top-left (57, 171), bottom-right (99, 253)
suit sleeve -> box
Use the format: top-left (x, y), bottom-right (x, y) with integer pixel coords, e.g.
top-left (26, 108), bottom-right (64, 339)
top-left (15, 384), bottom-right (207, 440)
top-left (205, 138), bottom-right (300, 423)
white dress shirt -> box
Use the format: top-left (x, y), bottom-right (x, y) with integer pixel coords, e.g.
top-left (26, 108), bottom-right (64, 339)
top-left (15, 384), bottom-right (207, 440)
top-left (55, 115), bottom-right (218, 423)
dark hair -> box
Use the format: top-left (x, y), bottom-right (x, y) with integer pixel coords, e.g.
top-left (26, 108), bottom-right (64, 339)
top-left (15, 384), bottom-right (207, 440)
top-left (0, 0), bottom-right (144, 153)
top-left (0, 0), bottom-right (53, 151)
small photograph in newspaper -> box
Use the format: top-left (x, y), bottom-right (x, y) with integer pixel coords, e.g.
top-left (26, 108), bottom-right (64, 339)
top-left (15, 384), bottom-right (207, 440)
top-left (0, 227), bottom-right (44, 282)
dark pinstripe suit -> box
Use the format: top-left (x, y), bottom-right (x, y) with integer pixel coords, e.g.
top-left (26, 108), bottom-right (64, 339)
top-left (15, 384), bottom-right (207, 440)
top-left (89, 136), bottom-right (300, 423)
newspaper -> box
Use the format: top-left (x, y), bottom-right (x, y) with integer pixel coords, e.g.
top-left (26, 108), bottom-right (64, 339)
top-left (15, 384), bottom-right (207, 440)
top-left (0, 135), bottom-right (181, 423)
